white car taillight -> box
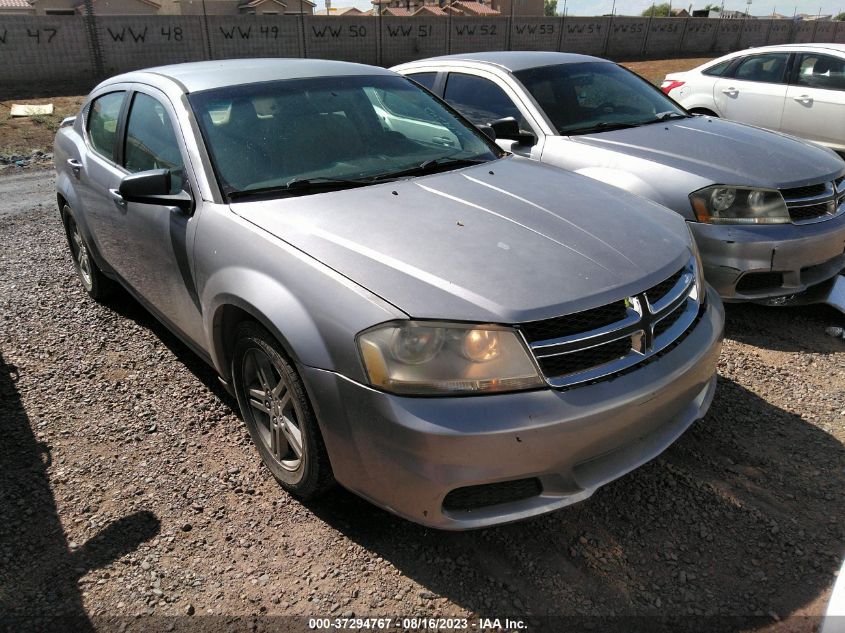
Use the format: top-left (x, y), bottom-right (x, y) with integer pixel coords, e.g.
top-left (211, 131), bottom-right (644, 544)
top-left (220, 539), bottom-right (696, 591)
top-left (661, 80), bottom-right (685, 95)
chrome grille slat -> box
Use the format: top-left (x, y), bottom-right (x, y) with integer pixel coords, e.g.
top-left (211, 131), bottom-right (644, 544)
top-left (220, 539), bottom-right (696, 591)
top-left (519, 258), bottom-right (700, 390)
top-left (782, 179), bottom-right (844, 224)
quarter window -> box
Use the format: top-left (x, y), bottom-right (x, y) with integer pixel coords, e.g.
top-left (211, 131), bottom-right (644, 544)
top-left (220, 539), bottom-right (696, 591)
top-left (794, 53), bottom-right (845, 91)
top-left (702, 59), bottom-right (733, 77)
top-left (87, 91), bottom-right (125, 161)
top-left (443, 73), bottom-right (528, 130)
top-left (124, 93), bottom-right (185, 194)
top-left (733, 53), bottom-right (790, 84)
top-left (407, 72), bottom-right (437, 92)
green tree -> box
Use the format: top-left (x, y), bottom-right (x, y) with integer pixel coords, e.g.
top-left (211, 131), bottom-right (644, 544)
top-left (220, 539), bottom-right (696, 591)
top-left (835, 11), bottom-right (845, 20)
top-left (703, 3), bottom-right (721, 11)
top-left (544, 0), bottom-right (557, 16)
top-left (641, 2), bottom-right (671, 17)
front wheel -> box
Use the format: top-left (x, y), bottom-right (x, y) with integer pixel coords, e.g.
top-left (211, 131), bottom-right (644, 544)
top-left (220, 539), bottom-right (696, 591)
top-left (231, 322), bottom-right (334, 499)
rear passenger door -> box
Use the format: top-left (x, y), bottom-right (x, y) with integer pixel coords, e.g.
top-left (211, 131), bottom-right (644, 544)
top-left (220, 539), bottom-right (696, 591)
top-left (713, 52), bottom-right (791, 131)
top-left (441, 71), bottom-right (543, 158)
top-left (77, 88), bottom-right (130, 272)
top-left (782, 52), bottom-right (845, 149)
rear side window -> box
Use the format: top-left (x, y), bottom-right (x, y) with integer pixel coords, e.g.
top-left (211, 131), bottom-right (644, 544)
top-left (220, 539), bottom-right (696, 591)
top-left (794, 53), bottom-right (845, 91)
top-left (87, 91), bottom-right (125, 161)
top-left (407, 72), bottom-right (437, 92)
top-left (733, 53), bottom-right (790, 84)
top-left (124, 92), bottom-right (185, 193)
top-left (702, 59), bottom-right (733, 77)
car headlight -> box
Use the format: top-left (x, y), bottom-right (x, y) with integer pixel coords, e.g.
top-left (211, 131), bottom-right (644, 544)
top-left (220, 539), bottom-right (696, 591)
top-left (689, 186), bottom-right (789, 225)
top-left (357, 321), bottom-right (545, 395)
top-left (687, 223), bottom-right (705, 302)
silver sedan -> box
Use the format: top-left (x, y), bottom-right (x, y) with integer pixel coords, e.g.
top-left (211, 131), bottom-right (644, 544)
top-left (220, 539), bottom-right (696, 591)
top-left (54, 59), bottom-right (722, 529)
top-left (394, 51), bottom-right (845, 304)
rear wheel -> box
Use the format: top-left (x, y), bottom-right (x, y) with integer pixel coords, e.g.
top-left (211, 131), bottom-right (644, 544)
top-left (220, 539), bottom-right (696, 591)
top-left (63, 205), bottom-right (113, 302)
top-left (231, 322), bottom-right (334, 498)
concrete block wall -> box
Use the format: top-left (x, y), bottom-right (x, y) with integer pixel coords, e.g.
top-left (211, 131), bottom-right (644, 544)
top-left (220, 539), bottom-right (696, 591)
top-left (3, 14), bottom-right (845, 93)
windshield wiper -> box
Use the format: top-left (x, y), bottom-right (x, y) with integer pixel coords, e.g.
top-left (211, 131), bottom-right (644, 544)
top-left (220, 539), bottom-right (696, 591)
top-left (228, 177), bottom-right (373, 201)
top-left (370, 156), bottom-right (490, 181)
top-left (565, 121), bottom-right (644, 135)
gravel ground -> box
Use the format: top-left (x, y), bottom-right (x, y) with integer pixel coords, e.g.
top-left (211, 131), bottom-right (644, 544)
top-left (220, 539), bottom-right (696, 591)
top-left (1, 167), bottom-right (844, 633)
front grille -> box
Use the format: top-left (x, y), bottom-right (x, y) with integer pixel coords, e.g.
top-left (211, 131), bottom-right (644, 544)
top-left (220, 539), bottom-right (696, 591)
top-left (781, 182), bottom-right (828, 199)
top-left (518, 259), bottom-right (699, 389)
top-left (443, 478), bottom-right (542, 512)
top-left (537, 338), bottom-right (632, 377)
top-left (653, 302), bottom-right (686, 338)
top-left (835, 176), bottom-right (844, 190)
top-left (645, 269), bottom-right (684, 306)
top-left (519, 301), bottom-right (628, 343)
top-left (781, 180), bottom-right (841, 223)
top-left (736, 271), bottom-right (783, 293)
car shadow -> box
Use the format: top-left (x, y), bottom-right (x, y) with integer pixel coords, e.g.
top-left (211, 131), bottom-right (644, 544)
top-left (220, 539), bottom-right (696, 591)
top-left (0, 351), bottom-right (161, 630)
top-left (304, 375), bottom-right (843, 629)
top-left (725, 302), bottom-right (844, 353)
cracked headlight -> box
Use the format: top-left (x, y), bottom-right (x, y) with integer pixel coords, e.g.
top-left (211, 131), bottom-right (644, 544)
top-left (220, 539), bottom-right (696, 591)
top-left (357, 321), bottom-right (544, 395)
top-left (689, 186), bottom-right (789, 225)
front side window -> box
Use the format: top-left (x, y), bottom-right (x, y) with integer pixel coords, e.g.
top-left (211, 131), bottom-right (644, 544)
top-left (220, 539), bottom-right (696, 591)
top-left (189, 74), bottom-right (500, 198)
top-left (794, 53), bottom-right (845, 91)
top-left (443, 73), bottom-right (526, 129)
top-left (87, 91), bottom-right (125, 161)
top-left (514, 62), bottom-right (686, 135)
top-left (733, 53), bottom-right (790, 84)
top-left (124, 92), bottom-right (185, 194)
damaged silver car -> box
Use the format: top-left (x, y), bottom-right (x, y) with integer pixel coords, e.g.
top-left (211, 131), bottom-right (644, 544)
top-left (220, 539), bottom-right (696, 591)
top-left (54, 59), bottom-right (723, 529)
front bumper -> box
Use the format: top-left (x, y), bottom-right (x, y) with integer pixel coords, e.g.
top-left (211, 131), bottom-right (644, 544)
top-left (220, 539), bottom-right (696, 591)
top-left (303, 289), bottom-right (724, 530)
top-left (690, 213), bottom-right (845, 302)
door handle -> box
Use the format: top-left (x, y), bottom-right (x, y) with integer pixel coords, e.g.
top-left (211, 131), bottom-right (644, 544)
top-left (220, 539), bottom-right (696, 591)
top-left (793, 94), bottom-right (813, 104)
top-left (721, 87), bottom-right (738, 96)
top-left (67, 158), bottom-right (82, 178)
top-left (108, 189), bottom-right (127, 209)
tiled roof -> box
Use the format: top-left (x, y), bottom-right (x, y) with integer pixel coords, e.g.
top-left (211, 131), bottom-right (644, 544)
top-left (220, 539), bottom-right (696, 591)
top-left (451, 1), bottom-right (499, 14)
top-left (0, 0), bottom-right (31, 7)
top-left (414, 4), bottom-right (446, 14)
top-left (383, 6), bottom-right (412, 14)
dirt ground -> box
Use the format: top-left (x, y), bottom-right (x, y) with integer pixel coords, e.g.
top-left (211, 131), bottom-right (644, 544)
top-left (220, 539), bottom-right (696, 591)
top-left (0, 168), bottom-right (843, 633)
top-left (621, 57), bottom-right (714, 85)
top-left (0, 58), bottom-right (710, 160)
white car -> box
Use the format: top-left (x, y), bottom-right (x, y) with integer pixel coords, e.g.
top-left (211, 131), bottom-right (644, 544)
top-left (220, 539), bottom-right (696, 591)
top-left (662, 43), bottom-right (845, 153)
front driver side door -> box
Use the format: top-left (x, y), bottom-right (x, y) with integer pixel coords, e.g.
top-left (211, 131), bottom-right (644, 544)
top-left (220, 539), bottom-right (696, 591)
top-left (114, 87), bottom-right (206, 348)
top-left (713, 52), bottom-right (790, 131)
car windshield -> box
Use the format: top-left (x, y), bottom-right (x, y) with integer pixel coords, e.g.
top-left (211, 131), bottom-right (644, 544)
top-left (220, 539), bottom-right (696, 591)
top-left (188, 74), bottom-right (501, 200)
top-left (513, 62), bottom-right (688, 136)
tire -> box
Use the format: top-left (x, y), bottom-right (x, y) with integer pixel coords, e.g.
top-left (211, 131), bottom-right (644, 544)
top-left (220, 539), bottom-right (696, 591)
top-left (62, 204), bottom-right (114, 302)
top-left (231, 321), bottom-right (334, 499)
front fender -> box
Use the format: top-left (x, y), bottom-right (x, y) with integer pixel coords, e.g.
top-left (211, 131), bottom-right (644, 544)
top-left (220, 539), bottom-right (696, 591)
top-left (203, 267), bottom-right (332, 379)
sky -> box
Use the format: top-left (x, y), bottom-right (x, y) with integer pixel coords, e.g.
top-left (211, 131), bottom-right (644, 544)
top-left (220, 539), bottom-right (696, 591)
top-left (328, 0), bottom-right (845, 16)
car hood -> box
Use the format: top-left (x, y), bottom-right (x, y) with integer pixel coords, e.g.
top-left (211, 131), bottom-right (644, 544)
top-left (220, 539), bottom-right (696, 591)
top-left (231, 157), bottom-right (692, 324)
top-left (570, 116), bottom-right (845, 189)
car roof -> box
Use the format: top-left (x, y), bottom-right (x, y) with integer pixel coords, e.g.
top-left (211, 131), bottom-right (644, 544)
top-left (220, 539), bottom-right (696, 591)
top-left (721, 42), bottom-right (845, 56)
top-left (410, 51), bottom-right (609, 72)
top-left (102, 58), bottom-right (396, 94)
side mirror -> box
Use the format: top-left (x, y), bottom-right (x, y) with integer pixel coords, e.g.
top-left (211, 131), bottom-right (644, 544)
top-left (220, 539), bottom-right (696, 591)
top-left (489, 117), bottom-right (536, 146)
top-left (477, 123), bottom-right (496, 141)
top-left (119, 169), bottom-right (193, 212)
